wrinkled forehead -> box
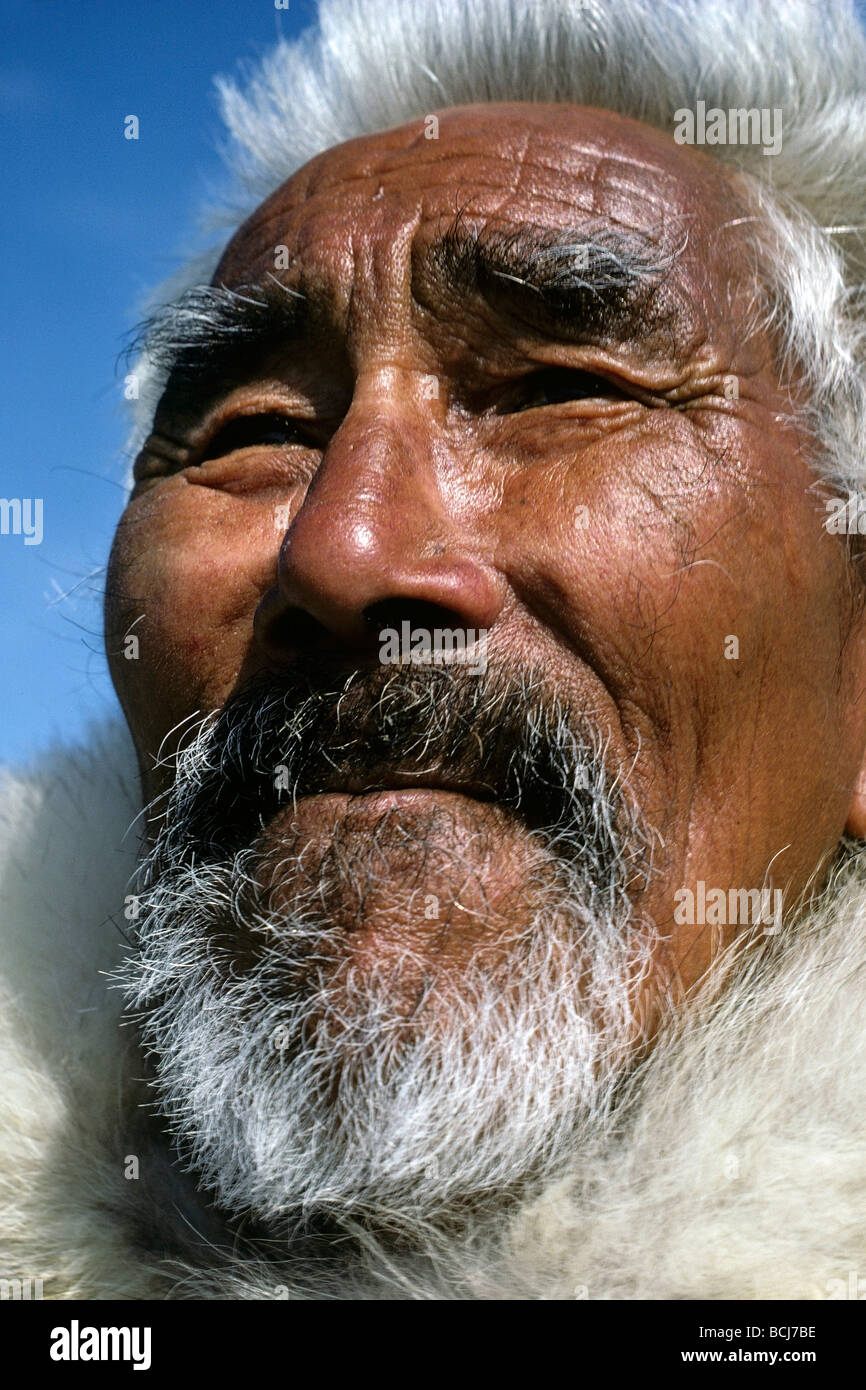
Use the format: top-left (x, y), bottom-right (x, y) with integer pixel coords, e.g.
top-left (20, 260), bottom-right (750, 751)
top-left (214, 102), bottom-right (747, 317)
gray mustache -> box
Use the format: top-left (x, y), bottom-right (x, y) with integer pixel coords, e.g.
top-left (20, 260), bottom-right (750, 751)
top-left (145, 660), bottom-right (638, 888)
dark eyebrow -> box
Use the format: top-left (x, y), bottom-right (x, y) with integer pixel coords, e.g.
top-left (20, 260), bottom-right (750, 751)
top-left (416, 212), bottom-right (685, 351)
top-left (126, 278), bottom-right (311, 423)
top-left (127, 217), bottom-right (687, 426)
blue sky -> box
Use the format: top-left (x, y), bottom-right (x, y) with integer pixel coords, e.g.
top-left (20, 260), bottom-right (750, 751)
top-left (0, 0), bottom-right (314, 766)
top-left (2, 1), bottom-right (865, 767)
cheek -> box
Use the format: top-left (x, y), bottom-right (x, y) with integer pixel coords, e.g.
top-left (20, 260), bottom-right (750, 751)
top-left (498, 425), bottom-right (845, 752)
top-left (106, 485), bottom-right (280, 752)
top-left (500, 432), bottom-right (746, 687)
top-left (499, 425), bottom-right (855, 889)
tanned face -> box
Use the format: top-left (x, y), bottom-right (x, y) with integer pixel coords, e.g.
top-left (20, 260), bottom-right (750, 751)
top-left (107, 102), bottom-right (866, 1037)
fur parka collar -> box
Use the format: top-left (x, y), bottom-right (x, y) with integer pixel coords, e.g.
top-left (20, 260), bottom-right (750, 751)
top-left (2, 724), bottom-right (866, 1300)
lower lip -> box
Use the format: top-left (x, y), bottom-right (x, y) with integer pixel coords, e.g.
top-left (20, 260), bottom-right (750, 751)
top-left (261, 789), bottom-right (494, 841)
top-left (302, 788), bottom-right (487, 809)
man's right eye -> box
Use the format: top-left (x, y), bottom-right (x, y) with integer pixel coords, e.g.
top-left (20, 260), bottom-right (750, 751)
top-left (198, 412), bottom-right (312, 462)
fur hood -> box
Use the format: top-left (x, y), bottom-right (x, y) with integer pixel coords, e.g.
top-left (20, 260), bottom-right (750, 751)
top-left (2, 723), bottom-right (866, 1300)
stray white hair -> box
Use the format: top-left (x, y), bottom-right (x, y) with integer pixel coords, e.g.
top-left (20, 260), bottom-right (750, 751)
top-left (129, 0), bottom-right (866, 514)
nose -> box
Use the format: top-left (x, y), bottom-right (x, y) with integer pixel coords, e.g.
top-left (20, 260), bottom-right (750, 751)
top-left (254, 372), bottom-right (505, 661)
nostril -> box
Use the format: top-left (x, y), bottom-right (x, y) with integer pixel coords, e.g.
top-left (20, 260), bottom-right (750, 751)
top-left (261, 605), bottom-right (333, 654)
top-left (363, 598), bottom-right (467, 636)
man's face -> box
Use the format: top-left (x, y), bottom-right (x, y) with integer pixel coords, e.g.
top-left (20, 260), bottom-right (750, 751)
top-left (106, 104), bottom-right (866, 1219)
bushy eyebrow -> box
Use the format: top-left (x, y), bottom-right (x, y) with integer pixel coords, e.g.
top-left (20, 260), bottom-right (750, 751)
top-left (417, 211), bottom-right (685, 351)
top-left (127, 278), bottom-right (313, 422)
top-left (128, 215), bottom-right (687, 425)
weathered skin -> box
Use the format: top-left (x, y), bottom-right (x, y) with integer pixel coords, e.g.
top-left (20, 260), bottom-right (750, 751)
top-left (105, 102), bottom-right (866, 1025)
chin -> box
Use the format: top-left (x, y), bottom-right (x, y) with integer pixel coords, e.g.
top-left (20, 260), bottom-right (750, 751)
top-left (119, 815), bottom-right (654, 1230)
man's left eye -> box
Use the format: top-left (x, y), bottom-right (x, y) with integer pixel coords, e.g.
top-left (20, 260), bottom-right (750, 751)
top-left (507, 367), bottom-right (624, 412)
top-left (198, 412), bottom-right (311, 462)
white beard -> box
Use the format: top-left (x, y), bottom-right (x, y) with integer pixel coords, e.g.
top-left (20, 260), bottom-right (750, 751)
top-left (120, 828), bottom-right (656, 1230)
top-left (117, 666), bottom-right (660, 1231)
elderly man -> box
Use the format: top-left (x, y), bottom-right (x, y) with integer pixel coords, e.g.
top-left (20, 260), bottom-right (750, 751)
top-left (2, 0), bottom-right (866, 1302)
